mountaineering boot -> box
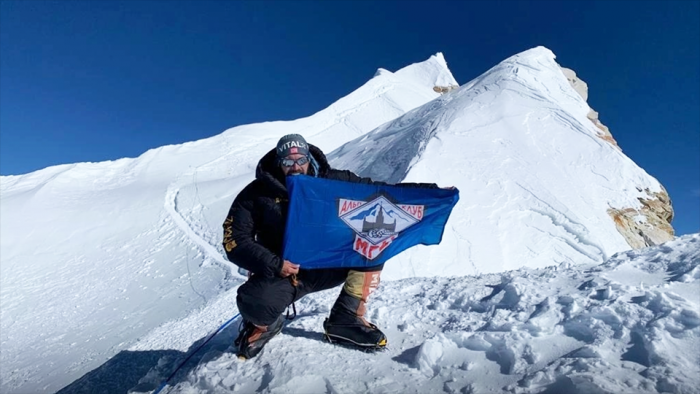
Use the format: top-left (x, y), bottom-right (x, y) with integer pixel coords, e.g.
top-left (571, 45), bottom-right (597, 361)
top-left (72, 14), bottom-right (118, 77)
top-left (323, 270), bottom-right (387, 350)
top-left (234, 314), bottom-right (284, 360)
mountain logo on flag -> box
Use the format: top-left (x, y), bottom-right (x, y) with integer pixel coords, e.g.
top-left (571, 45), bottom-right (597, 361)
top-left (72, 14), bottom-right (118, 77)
top-left (338, 195), bottom-right (425, 260)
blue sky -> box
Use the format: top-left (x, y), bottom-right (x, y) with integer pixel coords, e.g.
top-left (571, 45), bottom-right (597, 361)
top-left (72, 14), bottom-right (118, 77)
top-left (1, 0), bottom-right (698, 235)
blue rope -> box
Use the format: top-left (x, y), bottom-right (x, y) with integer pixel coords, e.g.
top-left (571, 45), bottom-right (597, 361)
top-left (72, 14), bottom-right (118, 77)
top-left (153, 313), bottom-right (241, 394)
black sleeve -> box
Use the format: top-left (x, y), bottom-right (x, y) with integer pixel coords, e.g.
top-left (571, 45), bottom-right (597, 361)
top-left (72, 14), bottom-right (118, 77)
top-left (222, 187), bottom-right (282, 278)
top-left (328, 169), bottom-right (440, 189)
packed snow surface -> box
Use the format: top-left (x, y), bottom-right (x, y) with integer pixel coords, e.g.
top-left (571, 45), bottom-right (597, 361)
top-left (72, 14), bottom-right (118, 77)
top-left (0, 47), bottom-right (687, 394)
top-left (87, 234), bottom-right (700, 394)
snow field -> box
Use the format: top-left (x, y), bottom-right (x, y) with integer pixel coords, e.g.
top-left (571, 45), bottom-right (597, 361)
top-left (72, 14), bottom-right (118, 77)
top-left (132, 235), bottom-right (699, 394)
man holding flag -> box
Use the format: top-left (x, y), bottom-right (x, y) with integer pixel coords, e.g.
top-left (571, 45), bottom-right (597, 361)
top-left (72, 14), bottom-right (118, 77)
top-left (222, 134), bottom-right (458, 359)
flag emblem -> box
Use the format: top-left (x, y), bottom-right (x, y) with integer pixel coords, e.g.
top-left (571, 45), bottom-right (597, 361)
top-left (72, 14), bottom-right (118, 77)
top-left (338, 195), bottom-right (424, 260)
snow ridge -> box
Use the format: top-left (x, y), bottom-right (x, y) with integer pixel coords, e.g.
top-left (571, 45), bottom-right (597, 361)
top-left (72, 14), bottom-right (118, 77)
top-left (164, 174), bottom-right (238, 277)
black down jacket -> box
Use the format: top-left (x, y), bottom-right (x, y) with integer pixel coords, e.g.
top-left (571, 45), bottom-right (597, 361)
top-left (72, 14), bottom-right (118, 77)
top-left (222, 144), bottom-right (438, 278)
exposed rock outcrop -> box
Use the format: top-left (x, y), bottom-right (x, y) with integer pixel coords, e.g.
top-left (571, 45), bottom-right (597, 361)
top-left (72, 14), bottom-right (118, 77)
top-left (560, 67), bottom-right (675, 248)
top-left (433, 85), bottom-right (459, 94)
top-left (608, 187), bottom-right (675, 248)
top-left (560, 67), bottom-right (620, 150)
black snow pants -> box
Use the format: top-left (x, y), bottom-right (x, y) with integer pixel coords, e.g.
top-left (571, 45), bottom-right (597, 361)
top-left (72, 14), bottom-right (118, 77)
top-left (236, 265), bottom-right (383, 327)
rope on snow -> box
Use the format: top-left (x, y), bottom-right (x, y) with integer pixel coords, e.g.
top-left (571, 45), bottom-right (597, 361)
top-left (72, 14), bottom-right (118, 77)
top-left (153, 313), bottom-right (241, 394)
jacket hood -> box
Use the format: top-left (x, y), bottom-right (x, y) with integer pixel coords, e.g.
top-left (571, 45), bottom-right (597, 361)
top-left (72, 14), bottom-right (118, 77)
top-left (255, 144), bottom-right (331, 196)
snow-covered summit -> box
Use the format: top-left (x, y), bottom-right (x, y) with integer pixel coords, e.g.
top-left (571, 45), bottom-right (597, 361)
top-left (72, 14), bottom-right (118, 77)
top-left (393, 52), bottom-right (458, 88)
top-left (372, 52), bottom-right (456, 86)
top-left (331, 46), bottom-right (673, 279)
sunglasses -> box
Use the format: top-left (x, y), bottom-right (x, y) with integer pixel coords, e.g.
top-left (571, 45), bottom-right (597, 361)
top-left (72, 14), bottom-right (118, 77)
top-left (279, 156), bottom-right (310, 167)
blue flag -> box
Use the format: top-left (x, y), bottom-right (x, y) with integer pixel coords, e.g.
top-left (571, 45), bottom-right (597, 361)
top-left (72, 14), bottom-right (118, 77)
top-left (282, 176), bottom-right (459, 269)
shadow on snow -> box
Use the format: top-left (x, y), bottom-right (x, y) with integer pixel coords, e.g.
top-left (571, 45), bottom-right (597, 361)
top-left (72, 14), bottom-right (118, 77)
top-left (56, 318), bottom-right (243, 394)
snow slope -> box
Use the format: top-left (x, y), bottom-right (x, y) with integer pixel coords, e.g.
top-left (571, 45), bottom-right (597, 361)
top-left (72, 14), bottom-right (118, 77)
top-left (331, 47), bottom-right (664, 279)
top-left (0, 55), bottom-right (454, 394)
top-left (121, 234), bottom-right (698, 394)
top-left (1, 47), bottom-right (688, 394)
